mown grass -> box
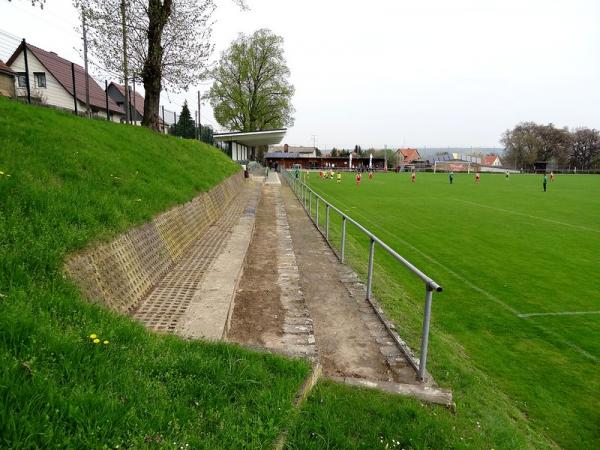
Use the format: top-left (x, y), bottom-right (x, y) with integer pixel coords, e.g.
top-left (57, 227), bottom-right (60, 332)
top-left (0, 97), bottom-right (310, 448)
top-left (286, 171), bottom-right (600, 449)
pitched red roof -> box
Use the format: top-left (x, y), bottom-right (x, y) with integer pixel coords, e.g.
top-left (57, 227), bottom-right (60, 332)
top-left (397, 148), bottom-right (421, 163)
top-left (108, 81), bottom-right (145, 117)
top-left (7, 42), bottom-right (123, 114)
top-left (0, 59), bottom-right (15, 76)
top-left (483, 155), bottom-right (500, 165)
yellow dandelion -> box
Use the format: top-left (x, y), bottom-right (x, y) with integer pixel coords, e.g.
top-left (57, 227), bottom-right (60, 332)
top-left (93, 338), bottom-right (100, 344)
top-left (89, 334), bottom-right (97, 339)
top-left (103, 340), bottom-right (109, 345)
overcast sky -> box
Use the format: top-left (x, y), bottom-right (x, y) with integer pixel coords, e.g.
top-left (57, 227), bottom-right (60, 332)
top-left (1, 0), bottom-right (599, 149)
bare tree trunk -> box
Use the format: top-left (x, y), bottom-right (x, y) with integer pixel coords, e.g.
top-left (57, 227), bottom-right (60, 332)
top-left (82, 6), bottom-right (91, 118)
top-left (121, 0), bottom-right (130, 124)
top-left (142, 0), bottom-right (172, 131)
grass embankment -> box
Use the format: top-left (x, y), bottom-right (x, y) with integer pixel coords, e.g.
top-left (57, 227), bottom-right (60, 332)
top-left (0, 98), bottom-right (309, 449)
top-left (286, 172), bottom-right (600, 449)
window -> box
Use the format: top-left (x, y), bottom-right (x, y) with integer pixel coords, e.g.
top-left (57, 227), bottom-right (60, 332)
top-left (34, 72), bottom-right (46, 88)
top-left (17, 73), bottom-right (27, 87)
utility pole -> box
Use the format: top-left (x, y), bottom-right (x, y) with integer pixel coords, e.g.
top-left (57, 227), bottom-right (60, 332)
top-left (132, 77), bottom-right (136, 125)
top-left (311, 134), bottom-right (317, 149)
top-left (384, 144), bottom-right (387, 169)
top-left (197, 90), bottom-right (201, 141)
top-left (121, 0), bottom-right (130, 124)
top-left (81, 5), bottom-right (91, 117)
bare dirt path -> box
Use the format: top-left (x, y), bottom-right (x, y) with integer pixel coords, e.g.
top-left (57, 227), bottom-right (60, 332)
top-left (228, 185), bottom-right (284, 346)
top-left (279, 180), bottom-right (401, 382)
top-left (228, 184), bottom-right (317, 360)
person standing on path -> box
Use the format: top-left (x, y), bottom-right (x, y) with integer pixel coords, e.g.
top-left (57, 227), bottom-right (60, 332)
top-left (449, 171), bottom-right (454, 184)
top-left (543, 173), bottom-right (548, 192)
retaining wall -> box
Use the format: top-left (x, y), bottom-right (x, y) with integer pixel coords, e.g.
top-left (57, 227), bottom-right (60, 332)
top-left (65, 171), bottom-right (244, 313)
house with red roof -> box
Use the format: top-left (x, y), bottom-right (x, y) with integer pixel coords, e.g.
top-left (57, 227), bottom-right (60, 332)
top-left (106, 81), bottom-right (144, 124)
top-left (107, 81), bottom-right (169, 132)
top-left (482, 154), bottom-right (502, 166)
top-left (396, 148), bottom-right (422, 164)
top-left (7, 41), bottom-right (123, 121)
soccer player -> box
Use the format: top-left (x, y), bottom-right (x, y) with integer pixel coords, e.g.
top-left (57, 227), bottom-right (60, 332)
top-left (356, 171), bottom-right (361, 186)
top-left (368, 170), bottom-right (373, 180)
top-left (475, 172), bottom-right (480, 183)
top-left (319, 170), bottom-right (323, 180)
top-left (411, 171), bottom-right (416, 183)
top-left (505, 170), bottom-right (509, 180)
top-left (543, 173), bottom-right (548, 192)
top-left (449, 171), bottom-right (454, 184)
top-left (550, 171), bottom-right (555, 181)
top-left (337, 171), bottom-right (342, 183)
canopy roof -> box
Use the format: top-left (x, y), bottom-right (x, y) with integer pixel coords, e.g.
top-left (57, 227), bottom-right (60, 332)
top-left (213, 129), bottom-right (286, 146)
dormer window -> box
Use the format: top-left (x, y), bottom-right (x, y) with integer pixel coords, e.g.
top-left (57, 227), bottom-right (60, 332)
top-left (34, 72), bottom-right (46, 88)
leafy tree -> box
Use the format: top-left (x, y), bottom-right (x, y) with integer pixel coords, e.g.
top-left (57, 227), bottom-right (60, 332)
top-left (315, 148), bottom-right (322, 156)
top-left (206, 29), bottom-right (295, 131)
top-left (78, 0), bottom-right (218, 131)
top-left (570, 128), bottom-right (600, 169)
top-left (170, 101), bottom-right (195, 138)
top-left (330, 148), bottom-right (338, 157)
top-left (339, 149), bottom-right (350, 157)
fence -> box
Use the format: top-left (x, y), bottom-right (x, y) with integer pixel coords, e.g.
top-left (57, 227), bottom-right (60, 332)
top-left (283, 170), bottom-right (443, 381)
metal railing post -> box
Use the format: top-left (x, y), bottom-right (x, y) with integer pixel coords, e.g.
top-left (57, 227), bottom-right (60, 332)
top-left (418, 286), bottom-right (434, 381)
top-left (341, 216), bottom-right (347, 263)
top-left (325, 205), bottom-right (330, 241)
top-left (367, 238), bottom-right (375, 299)
top-left (309, 190), bottom-right (312, 217)
top-left (316, 197), bottom-right (319, 227)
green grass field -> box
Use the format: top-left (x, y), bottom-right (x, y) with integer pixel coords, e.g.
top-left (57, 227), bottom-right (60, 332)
top-left (295, 171), bottom-right (600, 449)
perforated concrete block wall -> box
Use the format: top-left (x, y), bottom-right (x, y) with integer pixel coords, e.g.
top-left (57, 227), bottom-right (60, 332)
top-left (65, 172), bottom-right (244, 313)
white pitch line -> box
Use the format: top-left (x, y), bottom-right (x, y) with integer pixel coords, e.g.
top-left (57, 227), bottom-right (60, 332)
top-left (451, 198), bottom-right (600, 234)
top-left (518, 311), bottom-right (600, 318)
top-left (305, 185), bottom-right (599, 363)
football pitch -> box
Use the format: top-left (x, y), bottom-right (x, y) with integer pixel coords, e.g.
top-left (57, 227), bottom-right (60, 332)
top-left (303, 172), bottom-right (600, 448)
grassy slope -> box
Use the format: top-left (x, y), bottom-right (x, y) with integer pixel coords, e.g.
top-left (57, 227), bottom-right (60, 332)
top-left (288, 172), bottom-right (600, 449)
top-left (0, 98), bottom-right (309, 449)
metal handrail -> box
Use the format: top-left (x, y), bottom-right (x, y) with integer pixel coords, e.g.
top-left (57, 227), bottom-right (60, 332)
top-left (283, 170), bottom-right (443, 381)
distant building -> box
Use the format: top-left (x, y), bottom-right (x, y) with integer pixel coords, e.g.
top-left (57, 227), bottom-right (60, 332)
top-left (7, 41), bottom-right (123, 121)
top-left (0, 60), bottom-right (16, 98)
top-left (106, 81), bottom-right (168, 132)
top-left (263, 154), bottom-right (385, 170)
top-left (396, 148), bottom-right (421, 164)
top-left (270, 144), bottom-right (318, 157)
top-left (483, 154), bottom-right (502, 166)
top-left (106, 82), bottom-right (144, 124)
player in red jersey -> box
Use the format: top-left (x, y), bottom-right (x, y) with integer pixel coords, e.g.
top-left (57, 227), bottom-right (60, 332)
top-left (356, 171), bottom-right (361, 186)
top-left (411, 171), bottom-right (416, 183)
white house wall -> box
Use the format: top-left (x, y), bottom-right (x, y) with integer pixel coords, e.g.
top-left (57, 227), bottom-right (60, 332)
top-left (11, 52), bottom-right (83, 111)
